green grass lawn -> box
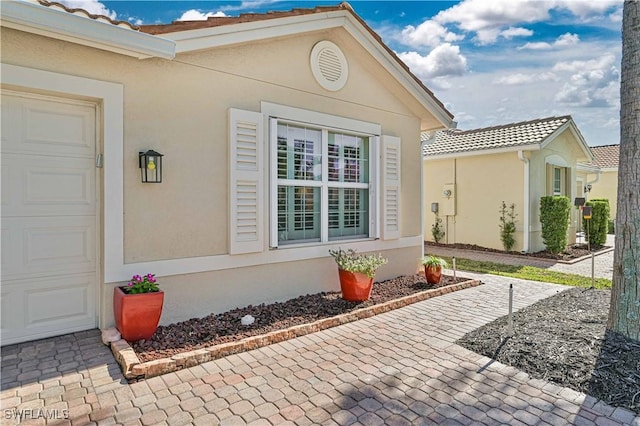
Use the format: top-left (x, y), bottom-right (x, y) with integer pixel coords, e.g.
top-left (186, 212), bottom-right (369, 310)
top-left (444, 257), bottom-right (612, 289)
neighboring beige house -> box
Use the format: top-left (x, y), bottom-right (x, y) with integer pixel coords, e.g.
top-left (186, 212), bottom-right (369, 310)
top-left (583, 144), bottom-right (619, 218)
top-left (0, 1), bottom-right (454, 344)
top-left (423, 116), bottom-right (594, 253)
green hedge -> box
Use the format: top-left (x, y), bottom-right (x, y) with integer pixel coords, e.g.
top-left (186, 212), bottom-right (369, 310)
top-left (585, 199), bottom-right (610, 245)
top-left (540, 196), bottom-right (571, 254)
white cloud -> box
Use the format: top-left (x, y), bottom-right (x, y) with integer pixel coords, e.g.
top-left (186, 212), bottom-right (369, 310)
top-left (519, 32), bottom-right (579, 50)
top-left (401, 20), bottom-right (464, 48)
top-left (553, 55), bottom-right (619, 107)
top-left (494, 72), bottom-right (558, 85)
top-left (397, 44), bottom-right (467, 80)
top-left (552, 55), bottom-right (616, 73)
top-left (415, 0), bottom-right (621, 46)
top-left (554, 0), bottom-right (622, 18)
top-left (555, 33), bottom-right (579, 46)
top-left (433, 0), bottom-right (552, 44)
top-left (58, 0), bottom-right (116, 19)
top-left (499, 27), bottom-right (533, 39)
top-left (178, 9), bottom-right (227, 21)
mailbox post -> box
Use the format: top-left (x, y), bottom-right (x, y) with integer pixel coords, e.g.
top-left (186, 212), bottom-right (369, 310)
top-left (583, 206), bottom-right (592, 251)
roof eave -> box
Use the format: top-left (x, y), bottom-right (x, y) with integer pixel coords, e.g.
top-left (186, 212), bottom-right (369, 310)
top-left (0, 0), bottom-right (175, 59)
top-left (156, 9), bottom-right (454, 129)
top-left (424, 143), bottom-right (542, 160)
top-left (576, 163), bottom-right (601, 173)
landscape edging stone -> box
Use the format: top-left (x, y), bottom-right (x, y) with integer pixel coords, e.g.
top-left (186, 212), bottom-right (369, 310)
top-left (112, 279), bottom-right (481, 379)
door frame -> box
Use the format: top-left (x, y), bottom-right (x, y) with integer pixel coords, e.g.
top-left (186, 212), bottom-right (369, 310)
top-left (1, 63), bottom-right (124, 332)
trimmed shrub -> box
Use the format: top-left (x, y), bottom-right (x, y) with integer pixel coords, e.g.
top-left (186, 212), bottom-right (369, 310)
top-left (585, 199), bottom-right (610, 245)
top-left (608, 219), bottom-right (615, 234)
top-left (499, 201), bottom-right (517, 251)
top-left (540, 196), bottom-right (571, 254)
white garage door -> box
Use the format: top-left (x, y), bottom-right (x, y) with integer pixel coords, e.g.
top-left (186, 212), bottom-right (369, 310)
top-left (1, 90), bottom-right (98, 345)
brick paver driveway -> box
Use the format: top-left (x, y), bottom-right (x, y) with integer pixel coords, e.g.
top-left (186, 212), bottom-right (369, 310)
top-left (2, 275), bottom-right (638, 425)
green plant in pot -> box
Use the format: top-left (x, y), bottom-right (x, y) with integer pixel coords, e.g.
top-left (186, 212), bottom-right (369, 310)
top-left (421, 255), bottom-right (448, 285)
top-left (113, 273), bottom-right (164, 341)
top-left (329, 248), bottom-right (387, 302)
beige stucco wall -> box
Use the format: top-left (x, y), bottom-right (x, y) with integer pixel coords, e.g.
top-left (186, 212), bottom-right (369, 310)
top-left (588, 170), bottom-right (618, 218)
top-left (423, 152), bottom-right (525, 251)
top-left (2, 26), bottom-right (434, 327)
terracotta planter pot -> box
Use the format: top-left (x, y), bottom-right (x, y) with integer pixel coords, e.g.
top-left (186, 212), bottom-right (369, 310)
top-left (424, 265), bottom-right (442, 284)
top-left (113, 287), bottom-right (164, 341)
top-left (338, 269), bottom-right (374, 302)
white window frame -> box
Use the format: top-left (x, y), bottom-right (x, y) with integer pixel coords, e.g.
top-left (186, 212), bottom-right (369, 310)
top-left (262, 103), bottom-right (381, 248)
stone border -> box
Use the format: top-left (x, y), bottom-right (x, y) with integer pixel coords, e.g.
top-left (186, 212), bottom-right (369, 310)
top-left (110, 279), bottom-right (481, 380)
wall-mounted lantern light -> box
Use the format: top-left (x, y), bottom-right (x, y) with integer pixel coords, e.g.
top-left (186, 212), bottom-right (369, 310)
top-left (584, 184), bottom-right (592, 193)
top-left (139, 150), bottom-right (163, 183)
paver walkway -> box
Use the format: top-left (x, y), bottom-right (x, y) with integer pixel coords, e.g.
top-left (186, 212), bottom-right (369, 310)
top-left (2, 275), bottom-right (638, 425)
top-left (425, 235), bottom-right (616, 280)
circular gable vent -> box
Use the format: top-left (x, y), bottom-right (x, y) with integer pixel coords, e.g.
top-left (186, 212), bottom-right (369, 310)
top-left (310, 41), bottom-right (348, 91)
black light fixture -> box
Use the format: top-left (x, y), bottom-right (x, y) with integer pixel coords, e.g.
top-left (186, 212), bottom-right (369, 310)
top-left (139, 150), bottom-right (163, 183)
top-left (584, 184), bottom-right (592, 193)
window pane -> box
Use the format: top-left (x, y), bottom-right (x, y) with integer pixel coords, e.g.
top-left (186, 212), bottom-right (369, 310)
top-left (328, 188), bottom-right (369, 240)
top-left (553, 168), bottom-right (562, 194)
top-left (277, 186), bottom-right (321, 243)
top-left (328, 133), bottom-right (369, 183)
top-left (277, 124), bottom-right (322, 181)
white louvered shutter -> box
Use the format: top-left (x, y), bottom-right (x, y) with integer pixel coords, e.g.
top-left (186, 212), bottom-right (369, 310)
top-left (381, 135), bottom-right (401, 240)
top-left (229, 108), bottom-right (264, 254)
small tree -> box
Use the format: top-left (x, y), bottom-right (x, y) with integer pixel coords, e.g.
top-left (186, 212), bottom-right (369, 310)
top-left (499, 201), bottom-right (517, 251)
top-left (540, 196), bottom-right (571, 254)
top-left (431, 212), bottom-right (445, 243)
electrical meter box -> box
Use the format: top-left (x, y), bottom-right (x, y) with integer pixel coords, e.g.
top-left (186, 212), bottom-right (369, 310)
top-left (440, 183), bottom-right (456, 216)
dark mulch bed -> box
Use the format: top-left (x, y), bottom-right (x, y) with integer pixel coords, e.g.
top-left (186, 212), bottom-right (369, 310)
top-left (132, 273), bottom-right (471, 363)
top-left (425, 241), bottom-right (609, 261)
top-left (457, 288), bottom-right (640, 414)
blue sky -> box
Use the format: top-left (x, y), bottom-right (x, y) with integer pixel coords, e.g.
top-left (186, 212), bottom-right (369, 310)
top-left (66, 0), bottom-right (623, 146)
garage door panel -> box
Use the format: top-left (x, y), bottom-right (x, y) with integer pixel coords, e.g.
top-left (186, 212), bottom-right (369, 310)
top-left (1, 274), bottom-right (96, 346)
top-left (1, 91), bottom-right (98, 345)
top-left (2, 154), bottom-right (94, 217)
top-left (1, 217), bottom-right (96, 280)
top-left (1, 94), bottom-right (95, 158)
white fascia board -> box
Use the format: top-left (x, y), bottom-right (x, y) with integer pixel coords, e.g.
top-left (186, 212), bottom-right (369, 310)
top-left (165, 10), bottom-right (453, 129)
top-left (168, 13), bottom-right (348, 52)
top-left (577, 163), bottom-right (601, 173)
top-left (0, 0), bottom-right (175, 59)
top-left (424, 144), bottom-right (541, 161)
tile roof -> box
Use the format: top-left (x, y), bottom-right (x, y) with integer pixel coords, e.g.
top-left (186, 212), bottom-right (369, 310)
top-left (422, 116), bottom-right (572, 157)
top-left (589, 144), bottom-right (619, 168)
top-left (34, 0), bottom-right (138, 29)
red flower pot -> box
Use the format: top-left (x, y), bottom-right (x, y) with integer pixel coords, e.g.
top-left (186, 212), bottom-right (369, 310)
top-left (113, 287), bottom-right (164, 341)
top-left (424, 265), bottom-right (442, 285)
top-left (338, 269), bottom-right (374, 302)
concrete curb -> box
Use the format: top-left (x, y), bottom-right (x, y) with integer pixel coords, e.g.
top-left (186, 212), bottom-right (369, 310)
top-left (111, 279), bottom-right (482, 380)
